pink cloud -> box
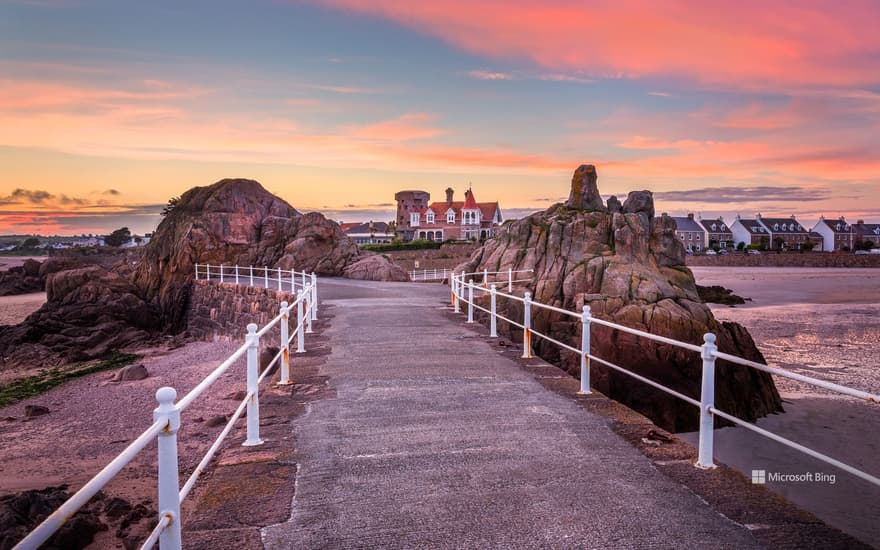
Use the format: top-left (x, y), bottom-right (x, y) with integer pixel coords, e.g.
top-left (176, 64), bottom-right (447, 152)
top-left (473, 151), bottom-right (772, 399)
top-left (316, 0), bottom-right (880, 89)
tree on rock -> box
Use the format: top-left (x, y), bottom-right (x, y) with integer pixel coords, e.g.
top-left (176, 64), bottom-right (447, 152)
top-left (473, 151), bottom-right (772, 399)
top-left (105, 227), bottom-right (132, 247)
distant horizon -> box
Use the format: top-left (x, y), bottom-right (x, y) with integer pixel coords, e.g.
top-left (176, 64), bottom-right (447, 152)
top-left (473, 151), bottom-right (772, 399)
top-left (2, 1), bottom-right (878, 235)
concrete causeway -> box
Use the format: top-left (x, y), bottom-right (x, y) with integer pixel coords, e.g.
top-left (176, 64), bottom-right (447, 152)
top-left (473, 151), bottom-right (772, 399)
top-left (261, 278), bottom-right (761, 549)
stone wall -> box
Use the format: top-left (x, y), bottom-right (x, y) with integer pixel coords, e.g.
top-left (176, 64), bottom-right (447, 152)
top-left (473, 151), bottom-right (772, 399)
top-left (385, 242), bottom-right (479, 272)
top-left (686, 252), bottom-right (880, 268)
top-left (188, 280), bottom-right (295, 341)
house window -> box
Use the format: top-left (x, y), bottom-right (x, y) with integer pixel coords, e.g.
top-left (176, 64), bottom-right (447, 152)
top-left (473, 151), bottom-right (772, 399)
top-left (447, 211), bottom-right (455, 224)
top-left (680, 234), bottom-right (685, 240)
top-left (410, 212), bottom-right (420, 227)
top-left (426, 212), bottom-right (435, 224)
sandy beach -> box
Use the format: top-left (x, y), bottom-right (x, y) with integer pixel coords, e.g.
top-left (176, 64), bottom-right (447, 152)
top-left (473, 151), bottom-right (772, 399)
top-left (0, 292), bottom-right (46, 326)
top-left (687, 267), bottom-right (880, 547)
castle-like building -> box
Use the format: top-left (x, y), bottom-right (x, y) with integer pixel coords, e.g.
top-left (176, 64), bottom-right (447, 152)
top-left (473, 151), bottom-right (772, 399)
top-left (394, 187), bottom-right (502, 242)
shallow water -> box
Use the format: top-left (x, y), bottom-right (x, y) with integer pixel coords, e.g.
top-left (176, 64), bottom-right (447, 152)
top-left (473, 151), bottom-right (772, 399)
top-left (689, 267), bottom-right (880, 547)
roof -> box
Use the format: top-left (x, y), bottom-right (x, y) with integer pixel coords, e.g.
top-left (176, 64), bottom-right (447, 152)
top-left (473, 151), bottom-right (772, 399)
top-left (808, 232), bottom-right (825, 240)
top-left (735, 219), bottom-right (769, 234)
top-left (854, 223), bottom-right (880, 237)
top-left (698, 218), bottom-right (731, 233)
top-left (425, 200), bottom-right (500, 221)
top-left (670, 216), bottom-right (703, 232)
top-left (816, 218), bottom-right (852, 234)
top-left (761, 217), bottom-right (807, 233)
top-left (341, 221), bottom-right (391, 235)
top-left (463, 188), bottom-right (478, 210)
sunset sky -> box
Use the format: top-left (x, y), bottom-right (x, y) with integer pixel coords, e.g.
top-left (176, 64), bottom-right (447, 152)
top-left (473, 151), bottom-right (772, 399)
top-left (1, 0), bottom-right (879, 235)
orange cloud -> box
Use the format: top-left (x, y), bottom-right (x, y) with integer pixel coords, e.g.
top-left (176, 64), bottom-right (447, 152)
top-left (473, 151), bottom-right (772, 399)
top-left (316, 0), bottom-right (880, 89)
top-left (345, 113), bottom-right (444, 141)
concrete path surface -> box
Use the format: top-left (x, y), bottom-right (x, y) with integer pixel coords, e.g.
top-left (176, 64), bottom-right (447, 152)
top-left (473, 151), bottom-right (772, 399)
top-left (262, 278), bottom-right (759, 549)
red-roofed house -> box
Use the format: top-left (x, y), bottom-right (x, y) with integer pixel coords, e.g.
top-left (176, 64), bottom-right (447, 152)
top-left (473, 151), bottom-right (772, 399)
top-left (395, 186), bottom-right (503, 241)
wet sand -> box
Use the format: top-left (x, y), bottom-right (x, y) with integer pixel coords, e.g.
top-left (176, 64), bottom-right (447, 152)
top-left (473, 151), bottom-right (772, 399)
top-left (687, 267), bottom-right (880, 547)
top-left (0, 292), bottom-right (46, 326)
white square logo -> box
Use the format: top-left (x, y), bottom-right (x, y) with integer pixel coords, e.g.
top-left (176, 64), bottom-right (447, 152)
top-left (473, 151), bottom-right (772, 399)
top-left (751, 469), bottom-right (766, 484)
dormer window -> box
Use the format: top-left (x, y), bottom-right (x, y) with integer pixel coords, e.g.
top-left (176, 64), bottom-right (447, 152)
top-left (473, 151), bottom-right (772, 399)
top-left (711, 224), bottom-right (717, 231)
top-left (836, 224), bottom-right (841, 231)
top-left (721, 224), bottom-right (727, 231)
top-left (774, 224), bottom-right (779, 231)
top-left (447, 210), bottom-right (455, 224)
top-left (426, 212), bottom-right (435, 224)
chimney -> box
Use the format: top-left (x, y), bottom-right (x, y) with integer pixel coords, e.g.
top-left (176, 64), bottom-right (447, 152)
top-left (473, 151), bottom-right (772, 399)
top-left (445, 187), bottom-right (454, 205)
top-left (756, 213), bottom-right (762, 220)
top-left (687, 213), bottom-right (694, 220)
top-left (857, 219), bottom-right (865, 225)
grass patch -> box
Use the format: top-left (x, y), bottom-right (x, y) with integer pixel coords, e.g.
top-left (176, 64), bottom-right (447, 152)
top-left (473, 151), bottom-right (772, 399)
top-left (0, 352), bottom-right (139, 407)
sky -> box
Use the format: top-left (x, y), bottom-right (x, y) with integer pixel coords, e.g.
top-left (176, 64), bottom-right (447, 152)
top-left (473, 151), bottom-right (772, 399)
top-left (1, 0), bottom-right (879, 236)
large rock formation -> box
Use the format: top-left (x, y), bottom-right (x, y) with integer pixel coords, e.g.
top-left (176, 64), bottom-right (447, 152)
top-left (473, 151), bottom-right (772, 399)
top-left (1, 178), bottom-right (404, 367)
top-left (0, 264), bottom-right (161, 366)
top-left (133, 178), bottom-right (404, 331)
top-left (457, 165), bottom-right (782, 432)
top-left (0, 259), bottom-right (43, 296)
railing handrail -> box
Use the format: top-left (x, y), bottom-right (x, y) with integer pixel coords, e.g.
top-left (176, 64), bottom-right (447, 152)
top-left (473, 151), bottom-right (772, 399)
top-left (16, 267), bottom-right (319, 550)
top-left (449, 271), bottom-right (880, 489)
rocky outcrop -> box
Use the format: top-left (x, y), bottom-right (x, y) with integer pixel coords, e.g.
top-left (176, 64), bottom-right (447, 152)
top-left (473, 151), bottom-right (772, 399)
top-left (457, 165), bottom-right (782, 432)
top-left (133, 178), bottom-right (401, 332)
top-left (0, 259), bottom-right (43, 296)
top-left (566, 164), bottom-right (605, 211)
top-left (1, 178), bottom-right (403, 368)
top-left (0, 266), bottom-right (161, 366)
top-left (343, 254), bottom-right (409, 282)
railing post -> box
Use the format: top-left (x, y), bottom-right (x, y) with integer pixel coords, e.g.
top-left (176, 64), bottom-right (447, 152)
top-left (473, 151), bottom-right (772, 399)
top-left (264, 266), bottom-right (269, 287)
top-left (489, 284), bottom-right (497, 337)
top-left (153, 386), bottom-right (182, 549)
top-left (279, 301), bottom-right (291, 385)
top-left (290, 270), bottom-right (295, 293)
top-left (578, 305), bottom-right (592, 395)
top-left (305, 290), bottom-right (314, 334)
top-left (467, 279), bottom-right (474, 323)
top-left (301, 270), bottom-right (307, 291)
top-left (243, 323), bottom-right (264, 447)
top-left (311, 273), bottom-right (318, 320)
top-left (508, 268), bottom-right (513, 292)
top-left (235, 265), bottom-right (239, 285)
top-left (483, 268), bottom-right (488, 286)
top-left (696, 333), bottom-right (717, 469)
top-left (277, 267), bottom-right (282, 291)
top-left (451, 274), bottom-right (456, 307)
top-left (522, 292), bottom-right (533, 358)
top-left (219, 264), bottom-right (224, 284)
top-left (454, 273), bottom-right (461, 313)
top-left (194, 263), bottom-right (199, 280)
top-left (296, 290), bottom-right (306, 353)
top-left (249, 265), bottom-right (254, 287)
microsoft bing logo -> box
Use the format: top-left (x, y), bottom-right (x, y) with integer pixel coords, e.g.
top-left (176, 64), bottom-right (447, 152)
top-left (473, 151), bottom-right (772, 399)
top-left (751, 469), bottom-right (766, 484)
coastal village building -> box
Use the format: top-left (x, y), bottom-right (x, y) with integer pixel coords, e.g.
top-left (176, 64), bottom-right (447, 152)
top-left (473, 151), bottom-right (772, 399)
top-left (731, 214), bottom-right (818, 250)
top-left (812, 216), bottom-right (855, 252)
top-left (697, 216), bottom-right (734, 249)
top-left (394, 187), bottom-right (502, 241)
top-left (340, 221), bottom-right (394, 245)
top-left (811, 217), bottom-right (880, 251)
top-left (854, 220), bottom-right (880, 248)
top-left (669, 214), bottom-right (706, 252)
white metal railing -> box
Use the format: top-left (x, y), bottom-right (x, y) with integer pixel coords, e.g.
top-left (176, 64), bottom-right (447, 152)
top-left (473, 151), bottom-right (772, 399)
top-left (409, 268), bottom-right (452, 281)
top-left (195, 262), bottom-right (316, 296)
top-left (450, 271), bottom-right (880, 487)
top-left (15, 269), bottom-right (319, 550)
